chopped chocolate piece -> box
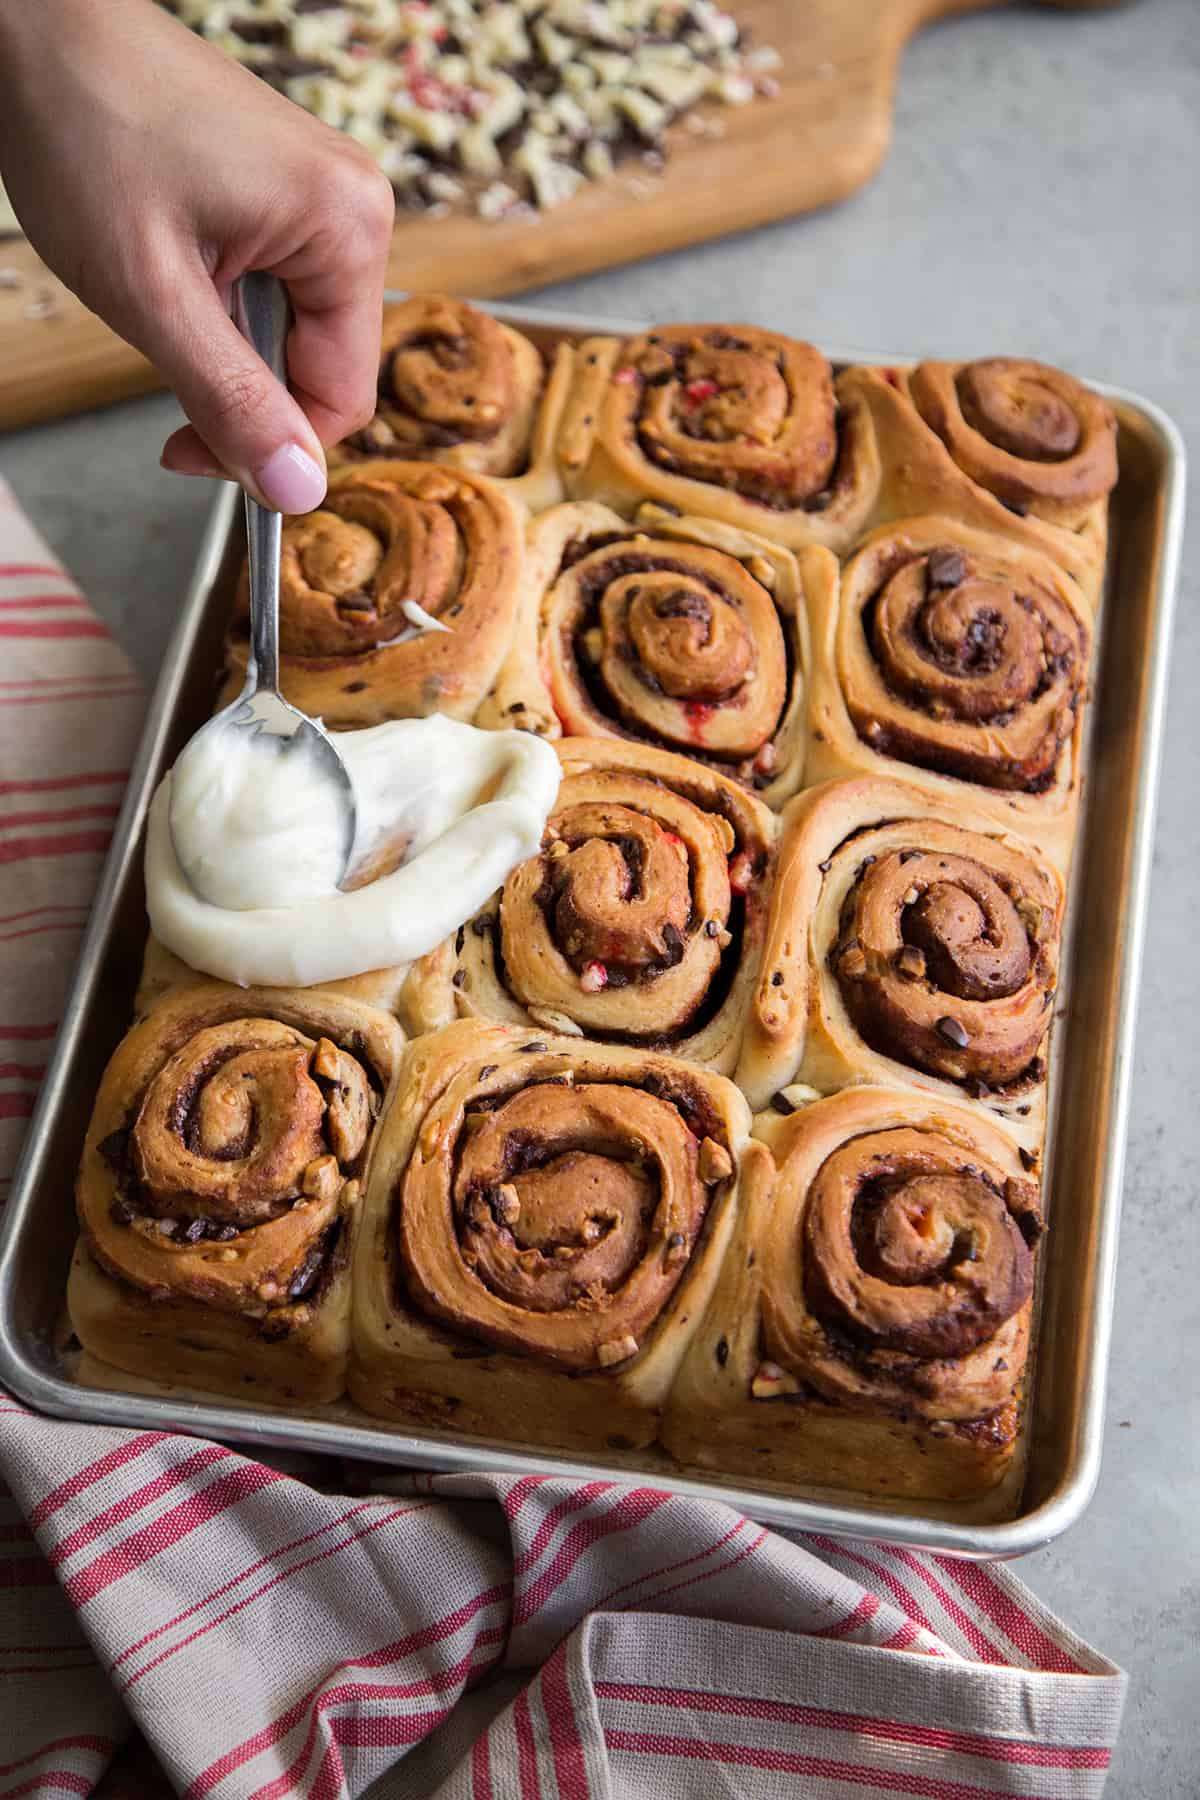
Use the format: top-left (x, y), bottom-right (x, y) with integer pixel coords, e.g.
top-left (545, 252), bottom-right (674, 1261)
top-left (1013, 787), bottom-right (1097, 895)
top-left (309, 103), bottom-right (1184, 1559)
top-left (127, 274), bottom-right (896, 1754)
top-left (926, 547), bottom-right (967, 589)
top-left (98, 1129), bottom-right (130, 1172)
top-left (715, 1337), bottom-right (730, 1366)
top-left (770, 1091), bottom-right (797, 1115)
top-left (288, 1241), bottom-right (326, 1300)
top-left (936, 1015), bottom-right (970, 1048)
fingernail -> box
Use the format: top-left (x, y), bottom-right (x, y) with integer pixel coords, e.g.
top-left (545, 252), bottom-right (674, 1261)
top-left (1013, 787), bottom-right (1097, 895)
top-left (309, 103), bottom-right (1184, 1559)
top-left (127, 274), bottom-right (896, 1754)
top-left (253, 443), bottom-right (327, 514)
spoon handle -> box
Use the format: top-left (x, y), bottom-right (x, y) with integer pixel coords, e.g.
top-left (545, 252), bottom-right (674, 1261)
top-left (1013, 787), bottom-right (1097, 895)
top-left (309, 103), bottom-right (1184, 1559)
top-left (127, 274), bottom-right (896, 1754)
top-left (233, 272), bottom-right (291, 696)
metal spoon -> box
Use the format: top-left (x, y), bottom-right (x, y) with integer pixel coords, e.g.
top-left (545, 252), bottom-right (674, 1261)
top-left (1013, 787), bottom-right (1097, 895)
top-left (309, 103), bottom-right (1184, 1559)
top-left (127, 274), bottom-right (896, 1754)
top-left (169, 271), bottom-right (357, 899)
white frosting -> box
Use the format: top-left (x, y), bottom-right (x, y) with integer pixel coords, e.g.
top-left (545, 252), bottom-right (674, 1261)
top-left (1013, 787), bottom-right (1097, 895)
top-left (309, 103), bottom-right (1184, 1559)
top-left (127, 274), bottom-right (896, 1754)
top-left (168, 721), bottom-right (352, 912)
top-left (148, 715), bottom-right (560, 988)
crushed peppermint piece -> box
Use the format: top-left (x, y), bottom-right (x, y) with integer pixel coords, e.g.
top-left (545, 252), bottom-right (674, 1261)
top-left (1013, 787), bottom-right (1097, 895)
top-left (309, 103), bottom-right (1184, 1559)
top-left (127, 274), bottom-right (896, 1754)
top-left (477, 180), bottom-right (521, 220)
top-left (161, 1), bottom-right (778, 218)
top-left (728, 851), bottom-right (754, 894)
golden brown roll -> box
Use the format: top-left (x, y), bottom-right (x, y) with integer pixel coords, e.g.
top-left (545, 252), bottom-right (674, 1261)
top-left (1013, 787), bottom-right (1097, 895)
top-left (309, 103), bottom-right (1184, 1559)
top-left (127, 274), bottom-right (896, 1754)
top-left (135, 936), bottom-right (412, 1021)
top-left (555, 326), bottom-right (881, 553)
top-left (805, 518), bottom-right (1090, 869)
top-left (738, 777), bottom-right (1063, 1153)
top-left (838, 360), bottom-right (1114, 603)
top-left (662, 1087), bottom-right (1044, 1501)
top-left (511, 499), bottom-right (814, 805)
top-left (351, 1019), bottom-right (751, 1451)
top-left (331, 295), bottom-right (571, 512)
top-left (402, 738), bottom-right (778, 1074)
top-left (220, 461), bottom-right (527, 728)
top-left (912, 357), bottom-right (1116, 530)
top-left (69, 983), bottom-right (404, 1405)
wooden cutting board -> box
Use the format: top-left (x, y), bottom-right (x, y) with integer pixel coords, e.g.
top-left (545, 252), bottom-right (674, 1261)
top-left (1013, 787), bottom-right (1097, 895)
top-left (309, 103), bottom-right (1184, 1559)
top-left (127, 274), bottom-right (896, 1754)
top-left (0, 0), bottom-right (1113, 432)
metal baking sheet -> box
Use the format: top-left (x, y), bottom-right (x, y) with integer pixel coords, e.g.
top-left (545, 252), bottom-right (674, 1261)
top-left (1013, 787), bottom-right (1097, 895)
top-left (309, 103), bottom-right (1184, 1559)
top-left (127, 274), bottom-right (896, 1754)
top-left (0, 302), bottom-right (1185, 1557)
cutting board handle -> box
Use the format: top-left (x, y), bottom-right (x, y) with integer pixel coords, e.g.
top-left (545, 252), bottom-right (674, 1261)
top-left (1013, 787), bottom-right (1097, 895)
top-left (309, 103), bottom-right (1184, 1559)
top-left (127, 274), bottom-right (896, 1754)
top-left (0, 0), bottom-right (1129, 433)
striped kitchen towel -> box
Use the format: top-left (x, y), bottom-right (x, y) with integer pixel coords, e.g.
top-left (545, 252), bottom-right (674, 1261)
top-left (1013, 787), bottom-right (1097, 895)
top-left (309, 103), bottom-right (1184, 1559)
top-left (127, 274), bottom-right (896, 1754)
top-left (0, 476), bottom-right (1126, 1798)
top-left (0, 478), bottom-right (143, 1190)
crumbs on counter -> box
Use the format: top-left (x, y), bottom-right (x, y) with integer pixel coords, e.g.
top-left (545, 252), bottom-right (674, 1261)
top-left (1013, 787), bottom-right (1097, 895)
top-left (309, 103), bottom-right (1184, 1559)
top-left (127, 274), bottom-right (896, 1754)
top-left (161, 0), bottom-right (780, 219)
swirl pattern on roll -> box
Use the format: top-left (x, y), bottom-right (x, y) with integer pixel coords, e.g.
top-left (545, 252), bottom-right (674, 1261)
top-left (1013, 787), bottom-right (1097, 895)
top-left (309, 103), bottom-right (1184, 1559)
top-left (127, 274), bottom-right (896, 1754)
top-left (556, 327), bottom-right (881, 552)
top-left (394, 1032), bottom-right (741, 1371)
top-left (838, 533), bottom-right (1088, 794)
top-left (617, 325), bottom-right (838, 510)
top-left (337, 295), bottom-right (546, 477)
top-left (761, 1109), bottom-right (1043, 1421)
top-left (833, 841), bottom-right (1058, 1090)
top-left (910, 358), bottom-right (1117, 530)
top-left (741, 776), bottom-right (1063, 1123)
top-left (404, 741), bottom-right (775, 1071)
top-left (224, 461), bottom-right (525, 727)
top-left (76, 986), bottom-right (399, 1328)
top-left (534, 506), bottom-right (807, 797)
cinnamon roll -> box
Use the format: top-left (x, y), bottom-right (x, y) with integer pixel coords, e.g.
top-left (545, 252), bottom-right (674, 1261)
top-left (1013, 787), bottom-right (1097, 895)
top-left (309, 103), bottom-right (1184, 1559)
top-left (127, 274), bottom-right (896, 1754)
top-left (805, 518), bottom-right (1090, 869)
top-left (515, 500), bottom-right (814, 805)
top-left (556, 325), bottom-right (880, 553)
top-left (69, 984), bottom-right (403, 1404)
top-left (838, 360), bottom-right (1114, 603)
top-left (663, 1087), bottom-right (1044, 1501)
top-left (331, 296), bottom-right (570, 512)
top-left (219, 461), bottom-right (527, 728)
top-left (135, 936), bottom-right (412, 1021)
top-left (402, 738), bottom-right (777, 1074)
top-left (738, 776), bottom-right (1063, 1152)
top-left (351, 1019), bottom-right (750, 1451)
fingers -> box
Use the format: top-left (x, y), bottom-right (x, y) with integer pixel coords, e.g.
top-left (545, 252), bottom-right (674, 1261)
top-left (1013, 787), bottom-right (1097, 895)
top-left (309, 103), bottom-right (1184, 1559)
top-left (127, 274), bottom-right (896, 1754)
top-left (137, 256), bottom-right (329, 512)
top-left (160, 426), bottom-right (226, 479)
top-left (271, 149), bottom-right (395, 448)
top-left (151, 144), bottom-right (393, 505)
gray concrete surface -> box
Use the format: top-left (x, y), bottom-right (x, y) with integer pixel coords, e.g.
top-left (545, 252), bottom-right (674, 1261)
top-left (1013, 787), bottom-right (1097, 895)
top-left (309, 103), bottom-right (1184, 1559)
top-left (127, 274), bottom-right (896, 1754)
top-left (2, 0), bottom-right (1197, 1790)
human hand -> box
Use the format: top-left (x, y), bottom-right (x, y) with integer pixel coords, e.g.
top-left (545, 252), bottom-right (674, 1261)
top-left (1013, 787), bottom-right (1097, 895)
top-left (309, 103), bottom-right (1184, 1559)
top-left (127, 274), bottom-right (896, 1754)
top-left (0, 0), bottom-right (395, 511)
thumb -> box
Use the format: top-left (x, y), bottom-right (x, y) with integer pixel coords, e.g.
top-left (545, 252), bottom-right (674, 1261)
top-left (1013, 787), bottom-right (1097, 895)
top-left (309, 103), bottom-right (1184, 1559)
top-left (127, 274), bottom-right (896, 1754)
top-left (140, 269), bottom-right (328, 513)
